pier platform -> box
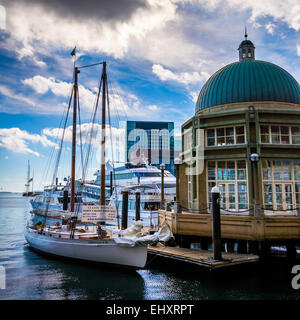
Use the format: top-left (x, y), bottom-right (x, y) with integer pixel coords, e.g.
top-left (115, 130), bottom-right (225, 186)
top-left (148, 245), bottom-right (259, 270)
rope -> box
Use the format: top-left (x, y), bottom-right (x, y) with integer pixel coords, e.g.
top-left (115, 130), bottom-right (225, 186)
top-left (180, 206), bottom-right (209, 213)
top-left (262, 207), bottom-right (300, 212)
top-left (180, 205), bottom-right (254, 214)
top-left (220, 207), bottom-right (253, 213)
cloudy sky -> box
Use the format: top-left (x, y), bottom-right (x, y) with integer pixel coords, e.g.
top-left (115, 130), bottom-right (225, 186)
top-left (0, 0), bottom-right (299, 192)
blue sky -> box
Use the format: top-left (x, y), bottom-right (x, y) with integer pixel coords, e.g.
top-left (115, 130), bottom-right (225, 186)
top-left (0, 0), bottom-right (299, 192)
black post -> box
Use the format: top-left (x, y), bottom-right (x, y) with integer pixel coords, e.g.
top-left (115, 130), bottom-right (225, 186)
top-left (160, 164), bottom-right (165, 209)
top-left (211, 186), bottom-right (222, 260)
top-left (110, 171), bottom-right (113, 197)
top-left (63, 190), bottom-right (68, 211)
top-left (56, 177), bottom-right (58, 186)
top-left (174, 159), bottom-right (182, 213)
top-left (121, 189), bottom-right (129, 230)
top-left (135, 191), bottom-right (141, 221)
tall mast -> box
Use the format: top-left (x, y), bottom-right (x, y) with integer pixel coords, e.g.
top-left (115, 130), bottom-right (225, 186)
top-left (100, 62), bottom-right (107, 206)
top-left (70, 66), bottom-right (79, 212)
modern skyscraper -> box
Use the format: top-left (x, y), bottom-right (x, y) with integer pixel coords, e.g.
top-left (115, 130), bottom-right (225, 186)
top-left (125, 121), bottom-right (176, 175)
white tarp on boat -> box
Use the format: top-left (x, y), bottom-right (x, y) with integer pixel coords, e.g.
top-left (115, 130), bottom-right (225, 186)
top-left (106, 220), bottom-right (174, 247)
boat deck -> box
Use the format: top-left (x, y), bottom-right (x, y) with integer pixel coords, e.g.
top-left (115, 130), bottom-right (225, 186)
top-left (148, 245), bottom-right (259, 270)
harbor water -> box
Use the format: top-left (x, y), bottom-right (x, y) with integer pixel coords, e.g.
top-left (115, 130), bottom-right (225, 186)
top-left (0, 193), bottom-right (299, 300)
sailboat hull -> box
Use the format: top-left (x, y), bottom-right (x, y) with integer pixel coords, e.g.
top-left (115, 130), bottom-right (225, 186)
top-left (25, 227), bottom-right (148, 269)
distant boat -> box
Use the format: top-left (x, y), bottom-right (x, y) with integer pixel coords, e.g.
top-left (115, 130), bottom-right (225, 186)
top-left (23, 160), bottom-right (41, 197)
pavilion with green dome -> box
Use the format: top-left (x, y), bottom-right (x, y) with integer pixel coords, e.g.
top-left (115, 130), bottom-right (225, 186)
top-left (160, 33), bottom-right (300, 252)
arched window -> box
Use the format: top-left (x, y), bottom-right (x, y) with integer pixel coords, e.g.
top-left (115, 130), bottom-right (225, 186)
top-left (242, 48), bottom-right (246, 58)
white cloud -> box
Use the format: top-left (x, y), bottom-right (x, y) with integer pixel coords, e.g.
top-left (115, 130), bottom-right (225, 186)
top-left (297, 44), bottom-right (300, 57)
top-left (152, 64), bottom-right (209, 85)
top-left (0, 128), bottom-right (59, 156)
top-left (189, 91), bottom-right (199, 103)
top-left (22, 75), bottom-right (165, 120)
top-left (5, 0), bottom-right (177, 59)
top-left (22, 75), bottom-right (96, 112)
top-left (148, 105), bottom-right (159, 111)
top-left (0, 83), bottom-right (67, 115)
top-left (265, 22), bottom-right (276, 35)
top-left (43, 123), bottom-right (126, 163)
top-left (0, 84), bottom-right (36, 106)
top-left (190, 0), bottom-right (300, 31)
top-left (16, 44), bottom-right (46, 66)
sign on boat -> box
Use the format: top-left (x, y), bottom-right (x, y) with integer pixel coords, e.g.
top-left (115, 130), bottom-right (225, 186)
top-left (81, 205), bottom-right (117, 223)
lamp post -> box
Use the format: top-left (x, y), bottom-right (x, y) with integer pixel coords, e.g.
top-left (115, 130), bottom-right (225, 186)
top-left (249, 153), bottom-right (259, 164)
top-left (249, 153), bottom-right (260, 216)
top-left (211, 185), bottom-right (222, 261)
top-left (160, 163), bottom-right (165, 209)
top-left (174, 157), bottom-right (182, 213)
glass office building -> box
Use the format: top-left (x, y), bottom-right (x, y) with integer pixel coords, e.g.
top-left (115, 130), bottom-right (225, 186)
top-left (125, 121), bottom-right (176, 175)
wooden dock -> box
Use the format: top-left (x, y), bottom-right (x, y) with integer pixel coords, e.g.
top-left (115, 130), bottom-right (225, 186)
top-left (148, 245), bottom-right (259, 270)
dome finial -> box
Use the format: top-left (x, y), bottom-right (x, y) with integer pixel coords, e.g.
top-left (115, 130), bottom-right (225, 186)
top-left (238, 27), bottom-right (255, 61)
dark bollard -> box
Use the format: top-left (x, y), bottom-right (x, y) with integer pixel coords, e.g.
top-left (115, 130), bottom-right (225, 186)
top-left (121, 189), bottom-right (129, 230)
top-left (211, 186), bottom-right (222, 260)
top-left (135, 191), bottom-right (141, 221)
top-left (160, 163), bottom-right (165, 209)
top-left (110, 171), bottom-right (113, 197)
top-left (63, 190), bottom-right (68, 211)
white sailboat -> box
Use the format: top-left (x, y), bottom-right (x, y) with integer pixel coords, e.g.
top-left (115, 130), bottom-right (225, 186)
top-left (25, 51), bottom-right (148, 269)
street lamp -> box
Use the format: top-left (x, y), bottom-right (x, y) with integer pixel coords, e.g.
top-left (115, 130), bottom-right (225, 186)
top-left (160, 163), bottom-right (165, 209)
top-left (249, 153), bottom-right (259, 164)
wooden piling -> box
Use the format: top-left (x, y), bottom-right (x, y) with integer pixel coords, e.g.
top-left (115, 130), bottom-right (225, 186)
top-left (135, 191), bottom-right (141, 221)
top-left (121, 189), bottom-right (129, 230)
top-left (110, 171), bottom-right (113, 196)
top-left (63, 190), bottom-right (68, 211)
